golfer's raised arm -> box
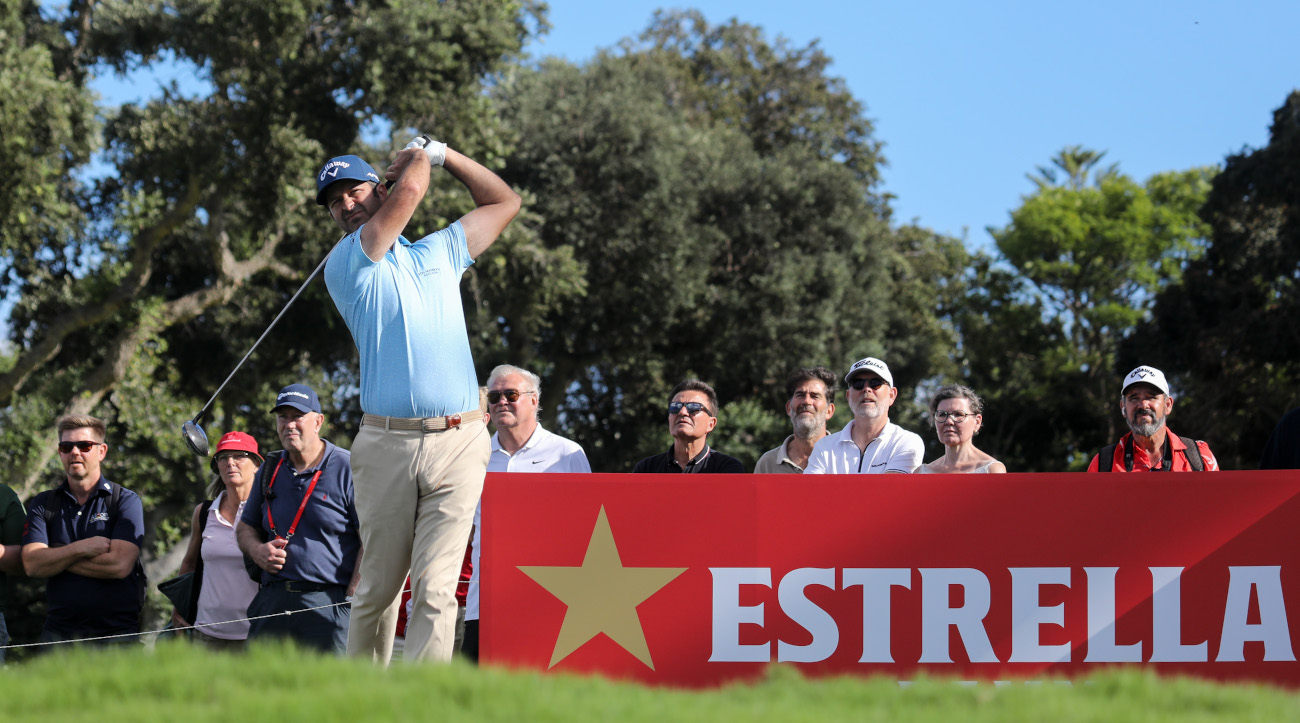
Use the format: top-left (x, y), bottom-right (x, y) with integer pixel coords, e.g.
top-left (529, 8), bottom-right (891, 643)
top-left (360, 148), bottom-right (431, 262)
top-left (443, 148), bottom-right (522, 259)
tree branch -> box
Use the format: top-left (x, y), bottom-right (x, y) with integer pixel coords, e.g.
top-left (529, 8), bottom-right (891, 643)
top-left (0, 175), bottom-right (203, 407)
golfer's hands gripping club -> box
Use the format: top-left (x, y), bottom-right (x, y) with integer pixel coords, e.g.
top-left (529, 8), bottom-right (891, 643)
top-left (404, 133), bottom-right (446, 166)
top-left (383, 134), bottom-right (447, 187)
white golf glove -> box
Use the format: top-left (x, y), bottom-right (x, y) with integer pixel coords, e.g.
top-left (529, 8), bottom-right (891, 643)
top-left (405, 134), bottom-right (447, 167)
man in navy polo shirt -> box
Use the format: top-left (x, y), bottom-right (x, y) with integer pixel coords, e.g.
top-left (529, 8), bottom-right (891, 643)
top-left (22, 415), bottom-right (146, 646)
top-left (236, 384), bottom-right (361, 654)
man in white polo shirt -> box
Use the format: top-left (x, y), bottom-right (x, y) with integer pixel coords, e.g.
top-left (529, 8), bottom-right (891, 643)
top-left (805, 357), bottom-right (924, 474)
top-left (463, 364), bottom-right (591, 662)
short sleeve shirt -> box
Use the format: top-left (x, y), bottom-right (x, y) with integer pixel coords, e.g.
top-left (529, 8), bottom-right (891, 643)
top-left (754, 436), bottom-right (805, 474)
top-left (804, 421), bottom-right (924, 474)
top-left (323, 221), bottom-right (479, 417)
top-left (240, 441), bottom-right (361, 586)
top-left (22, 478), bottom-right (146, 635)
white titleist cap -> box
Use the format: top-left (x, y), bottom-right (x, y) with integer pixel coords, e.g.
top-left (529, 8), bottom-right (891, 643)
top-left (1121, 365), bottom-right (1170, 396)
top-left (845, 357), bottom-right (893, 387)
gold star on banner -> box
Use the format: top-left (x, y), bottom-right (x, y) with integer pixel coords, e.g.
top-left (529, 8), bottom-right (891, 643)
top-left (519, 506), bottom-right (686, 670)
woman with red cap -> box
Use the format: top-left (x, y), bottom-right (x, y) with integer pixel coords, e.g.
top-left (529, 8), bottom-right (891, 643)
top-left (172, 431), bottom-right (265, 648)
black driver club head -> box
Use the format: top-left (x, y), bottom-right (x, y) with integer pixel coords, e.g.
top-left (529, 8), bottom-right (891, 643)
top-left (181, 418), bottom-right (210, 457)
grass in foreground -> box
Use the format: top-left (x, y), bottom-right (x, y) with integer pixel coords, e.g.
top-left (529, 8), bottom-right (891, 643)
top-left (2, 641), bottom-right (1296, 722)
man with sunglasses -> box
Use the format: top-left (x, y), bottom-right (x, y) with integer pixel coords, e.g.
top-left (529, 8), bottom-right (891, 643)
top-left (317, 136), bottom-right (519, 663)
top-left (805, 357), bottom-right (924, 475)
top-left (633, 380), bottom-right (746, 473)
top-left (21, 415), bottom-right (146, 646)
top-left (463, 365), bottom-right (591, 661)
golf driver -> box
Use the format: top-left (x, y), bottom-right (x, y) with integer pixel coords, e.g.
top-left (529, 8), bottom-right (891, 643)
top-left (181, 249), bottom-right (332, 456)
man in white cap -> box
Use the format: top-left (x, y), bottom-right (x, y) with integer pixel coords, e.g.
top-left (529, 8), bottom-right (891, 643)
top-left (1087, 365), bottom-right (1219, 472)
top-left (805, 357), bottom-right (924, 474)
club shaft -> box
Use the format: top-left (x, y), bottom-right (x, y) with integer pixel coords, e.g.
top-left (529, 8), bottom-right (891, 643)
top-left (194, 248), bottom-right (333, 419)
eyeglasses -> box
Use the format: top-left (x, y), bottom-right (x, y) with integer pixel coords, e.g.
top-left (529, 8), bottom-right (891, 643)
top-left (934, 411), bottom-right (973, 423)
top-left (848, 377), bottom-right (889, 392)
top-left (668, 401), bottom-right (712, 416)
top-left (58, 440), bottom-right (102, 454)
top-left (487, 389), bottom-right (535, 404)
top-left (215, 451), bottom-right (257, 464)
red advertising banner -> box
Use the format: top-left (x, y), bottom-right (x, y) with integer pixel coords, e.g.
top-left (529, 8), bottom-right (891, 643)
top-left (481, 472), bottom-right (1300, 687)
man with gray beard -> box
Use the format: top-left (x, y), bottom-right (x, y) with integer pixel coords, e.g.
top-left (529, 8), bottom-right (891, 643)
top-left (755, 367), bottom-right (838, 473)
top-left (1087, 365), bottom-right (1219, 472)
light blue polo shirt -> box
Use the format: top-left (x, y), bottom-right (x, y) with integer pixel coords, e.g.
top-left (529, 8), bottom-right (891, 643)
top-left (324, 221), bottom-right (480, 418)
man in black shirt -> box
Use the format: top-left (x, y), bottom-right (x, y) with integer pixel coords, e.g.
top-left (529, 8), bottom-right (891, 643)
top-left (632, 379), bottom-right (745, 473)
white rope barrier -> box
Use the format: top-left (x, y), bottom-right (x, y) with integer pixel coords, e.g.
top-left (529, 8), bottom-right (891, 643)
top-left (0, 581), bottom-right (457, 651)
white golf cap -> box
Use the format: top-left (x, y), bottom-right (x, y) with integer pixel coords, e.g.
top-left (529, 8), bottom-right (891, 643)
top-left (1121, 365), bottom-right (1170, 396)
top-left (845, 357), bottom-right (893, 387)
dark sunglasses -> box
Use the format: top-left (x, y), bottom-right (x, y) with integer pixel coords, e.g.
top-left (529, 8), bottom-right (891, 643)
top-left (58, 440), bottom-right (101, 454)
top-left (487, 389), bottom-right (535, 404)
top-left (215, 451), bottom-right (257, 463)
top-left (848, 377), bottom-right (889, 392)
top-left (668, 401), bottom-right (712, 416)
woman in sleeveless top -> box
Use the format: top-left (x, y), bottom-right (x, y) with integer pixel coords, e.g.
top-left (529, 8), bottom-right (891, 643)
top-left (172, 431), bottom-right (264, 648)
top-left (916, 385), bottom-right (1006, 474)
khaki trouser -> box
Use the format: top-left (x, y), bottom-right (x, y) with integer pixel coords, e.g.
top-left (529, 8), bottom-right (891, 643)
top-left (346, 418), bottom-right (488, 663)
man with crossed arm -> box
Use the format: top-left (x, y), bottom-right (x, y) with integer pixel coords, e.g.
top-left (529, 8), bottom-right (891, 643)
top-left (23, 415), bottom-right (145, 646)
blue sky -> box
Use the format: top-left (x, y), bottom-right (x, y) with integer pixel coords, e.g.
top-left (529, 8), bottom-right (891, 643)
top-left (526, 1), bottom-right (1300, 250)
top-left (86, 1), bottom-right (1300, 251)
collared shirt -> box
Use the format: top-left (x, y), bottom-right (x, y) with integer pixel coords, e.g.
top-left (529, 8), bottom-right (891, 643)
top-left (1086, 430), bottom-right (1220, 472)
top-left (632, 445), bottom-right (746, 473)
top-left (22, 477), bottom-right (146, 635)
top-left (324, 221), bottom-right (480, 418)
top-left (240, 440), bottom-right (361, 586)
top-left (754, 435), bottom-right (806, 474)
top-left (804, 420), bottom-right (924, 474)
top-left (197, 491), bottom-right (259, 640)
top-left (467, 426), bottom-right (591, 620)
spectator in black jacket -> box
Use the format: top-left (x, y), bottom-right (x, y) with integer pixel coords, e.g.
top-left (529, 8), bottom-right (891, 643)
top-left (633, 379), bottom-right (746, 474)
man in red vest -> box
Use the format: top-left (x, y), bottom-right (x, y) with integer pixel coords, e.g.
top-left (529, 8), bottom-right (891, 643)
top-left (1087, 365), bottom-right (1219, 472)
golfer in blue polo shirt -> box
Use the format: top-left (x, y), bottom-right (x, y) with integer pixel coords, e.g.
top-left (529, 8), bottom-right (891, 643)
top-left (22, 415), bottom-right (146, 646)
top-left (316, 138), bottom-right (520, 663)
top-left (236, 384), bottom-right (361, 654)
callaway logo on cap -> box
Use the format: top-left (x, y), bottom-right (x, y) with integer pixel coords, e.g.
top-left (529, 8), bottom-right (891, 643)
top-left (1121, 365), bottom-right (1170, 396)
top-left (315, 155), bottom-right (381, 205)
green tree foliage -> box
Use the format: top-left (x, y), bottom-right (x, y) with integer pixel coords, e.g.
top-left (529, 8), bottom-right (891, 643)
top-left (0, 0), bottom-right (542, 578)
top-left (956, 148), bottom-right (1214, 471)
top-left (489, 10), bottom-right (963, 470)
top-left (1140, 91), bottom-right (1300, 469)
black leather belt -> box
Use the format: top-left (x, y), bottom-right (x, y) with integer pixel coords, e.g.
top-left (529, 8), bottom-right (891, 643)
top-left (261, 580), bottom-right (346, 593)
